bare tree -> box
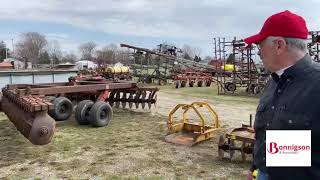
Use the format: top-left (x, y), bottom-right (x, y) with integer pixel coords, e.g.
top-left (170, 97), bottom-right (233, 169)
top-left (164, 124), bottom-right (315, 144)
top-left (181, 44), bottom-right (202, 61)
top-left (108, 43), bottom-right (118, 64)
top-left (15, 32), bottom-right (47, 64)
top-left (182, 44), bottom-right (194, 60)
top-left (95, 43), bottom-right (119, 66)
top-left (193, 47), bottom-right (202, 57)
top-left (0, 41), bottom-right (10, 61)
top-left (203, 56), bottom-right (213, 62)
top-left (115, 49), bottom-right (131, 65)
top-left (47, 40), bottom-right (62, 65)
top-left (78, 41), bottom-right (97, 60)
top-left (95, 48), bottom-right (112, 66)
top-left (62, 52), bottom-right (77, 63)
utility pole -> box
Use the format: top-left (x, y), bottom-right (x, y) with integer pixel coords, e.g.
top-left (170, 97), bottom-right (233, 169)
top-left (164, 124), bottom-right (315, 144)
top-left (5, 44), bottom-right (8, 59)
top-left (11, 33), bottom-right (14, 56)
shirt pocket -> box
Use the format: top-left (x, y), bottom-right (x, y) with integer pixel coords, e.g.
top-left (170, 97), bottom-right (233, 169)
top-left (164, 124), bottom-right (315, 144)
top-left (279, 112), bottom-right (311, 129)
top-left (254, 102), bottom-right (267, 129)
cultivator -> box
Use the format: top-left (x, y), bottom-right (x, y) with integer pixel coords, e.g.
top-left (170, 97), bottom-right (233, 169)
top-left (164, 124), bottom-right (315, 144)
top-left (0, 80), bottom-right (158, 145)
top-left (120, 43), bottom-right (218, 85)
top-left (165, 102), bottom-right (220, 146)
top-left (218, 116), bottom-right (255, 161)
top-left (172, 72), bottom-right (213, 88)
top-left (214, 37), bottom-right (269, 95)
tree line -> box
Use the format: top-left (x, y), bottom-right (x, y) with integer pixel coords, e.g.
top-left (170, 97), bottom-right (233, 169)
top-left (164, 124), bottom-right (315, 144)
top-left (0, 32), bottom-right (211, 66)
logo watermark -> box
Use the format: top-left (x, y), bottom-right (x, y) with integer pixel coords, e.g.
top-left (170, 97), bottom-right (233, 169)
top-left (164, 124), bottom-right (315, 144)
top-left (267, 142), bottom-right (311, 154)
top-left (266, 130), bottom-right (311, 167)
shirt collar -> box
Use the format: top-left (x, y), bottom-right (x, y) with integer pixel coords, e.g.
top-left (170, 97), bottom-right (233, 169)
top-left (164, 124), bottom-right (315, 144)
top-left (275, 64), bottom-right (293, 76)
top-left (271, 54), bottom-right (312, 82)
top-left (283, 54), bottom-right (313, 77)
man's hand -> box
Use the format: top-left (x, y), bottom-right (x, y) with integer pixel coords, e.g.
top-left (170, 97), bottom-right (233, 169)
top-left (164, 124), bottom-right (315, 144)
top-left (246, 170), bottom-right (253, 180)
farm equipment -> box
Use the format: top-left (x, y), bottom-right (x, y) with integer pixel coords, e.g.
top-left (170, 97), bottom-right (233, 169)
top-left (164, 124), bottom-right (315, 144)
top-left (214, 37), bottom-right (269, 95)
top-left (0, 79), bottom-right (158, 145)
top-left (73, 64), bottom-right (132, 82)
top-left (165, 102), bottom-right (220, 146)
top-left (120, 43), bottom-right (218, 85)
top-left (218, 115), bottom-right (255, 161)
top-left (308, 31), bottom-right (320, 62)
top-left (172, 72), bottom-right (213, 88)
top-left (98, 65), bottom-right (132, 81)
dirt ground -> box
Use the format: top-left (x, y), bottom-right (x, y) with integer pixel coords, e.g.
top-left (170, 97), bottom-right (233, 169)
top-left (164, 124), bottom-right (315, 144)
top-left (0, 85), bottom-right (259, 180)
top-left (151, 86), bottom-right (258, 128)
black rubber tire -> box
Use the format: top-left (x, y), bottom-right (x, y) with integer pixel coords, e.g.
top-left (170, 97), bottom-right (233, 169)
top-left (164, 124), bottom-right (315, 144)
top-left (218, 135), bottom-right (225, 159)
top-left (189, 81), bottom-right (194, 87)
top-left (181, 81), bottom-right (186, 88)
top-left (175, 81), bottom-right (180, 89)
top-left (75, 100), bottom-right (94, 125)
top-left (226, 83), bottom-right (236, 92)
top-left (229, 139), bottom-right (235, 160)
top-left (225, 82), bottom-right (231, 90)
top-left (254, 86), bottom-right (261, 94)
top-left (89, 101), bottom-right (113, 127)
top-left (48, 97), bottom-right (73, 121)
top-left (206, 81), bottom-right (212, 87)
top-left (197, 81), bottom-right (203, 87)
top-left (248, 84), bottom-right (255, 94)
top-left (44, 96), bottom-right (56, 103)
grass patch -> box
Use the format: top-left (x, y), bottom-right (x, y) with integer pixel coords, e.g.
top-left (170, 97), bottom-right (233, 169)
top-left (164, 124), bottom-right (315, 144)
top-left (0, 98), bottom-right (251, 179)
top-left (159, 84), bottom-right (259, 106)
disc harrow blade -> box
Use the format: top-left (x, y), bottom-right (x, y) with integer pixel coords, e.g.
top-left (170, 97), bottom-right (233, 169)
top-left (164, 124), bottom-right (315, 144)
top-left (121, 92), bottom-right (127, 108)
top-left (108, 91), bottom-right (116, 107)
top-left (128, 92), bottom-right (133, 108)
top-left (115, 91), bottom-right (121, 108)
top-left (134, 90), bottom-right (141, 109)
top-left (141, 90), bottom-right (146, 109)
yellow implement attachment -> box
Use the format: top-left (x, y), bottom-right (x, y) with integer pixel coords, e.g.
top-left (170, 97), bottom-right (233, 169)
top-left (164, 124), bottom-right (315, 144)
top-left (165, 102), bottom-right (220, 146)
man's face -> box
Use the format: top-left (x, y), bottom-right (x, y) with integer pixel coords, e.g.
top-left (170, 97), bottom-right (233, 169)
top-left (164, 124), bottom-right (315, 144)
top-left (257, 38), bottom-right (276, 71)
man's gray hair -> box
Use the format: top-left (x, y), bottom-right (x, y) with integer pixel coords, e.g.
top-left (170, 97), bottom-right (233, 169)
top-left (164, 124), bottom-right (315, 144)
top-left (266, 36), bottom-right (307, 53)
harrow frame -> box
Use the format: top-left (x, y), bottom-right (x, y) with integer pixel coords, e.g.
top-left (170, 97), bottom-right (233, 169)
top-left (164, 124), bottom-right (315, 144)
top-left (0, 79), bottom-right (158, 145)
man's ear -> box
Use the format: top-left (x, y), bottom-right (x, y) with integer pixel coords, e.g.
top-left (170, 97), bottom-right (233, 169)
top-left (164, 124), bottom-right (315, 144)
top-left (275, 39), bottom-right (287, 55)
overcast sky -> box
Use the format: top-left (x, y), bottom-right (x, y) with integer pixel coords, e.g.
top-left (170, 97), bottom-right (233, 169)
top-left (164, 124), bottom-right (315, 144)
top-left (0, 0), bottom-right (319, 58)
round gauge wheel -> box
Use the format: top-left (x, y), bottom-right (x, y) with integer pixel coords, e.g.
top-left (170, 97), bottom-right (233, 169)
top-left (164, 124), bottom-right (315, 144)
top-left (226, 83), bottom-right (236, 92)
top-left (229, 139), bottom-right (235, 160)
top-left (218, 135), bottom-right (226, 159)
top-left (241, 142), bottom-right (247, 161)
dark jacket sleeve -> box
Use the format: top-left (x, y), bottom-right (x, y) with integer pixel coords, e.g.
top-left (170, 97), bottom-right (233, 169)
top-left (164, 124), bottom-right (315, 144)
top-left (310, 86), bottom-right (320, 179)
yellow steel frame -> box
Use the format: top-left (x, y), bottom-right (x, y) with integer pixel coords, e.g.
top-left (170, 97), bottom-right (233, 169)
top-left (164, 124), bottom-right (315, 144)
top-left (166, 102), bottom-right (220, 145)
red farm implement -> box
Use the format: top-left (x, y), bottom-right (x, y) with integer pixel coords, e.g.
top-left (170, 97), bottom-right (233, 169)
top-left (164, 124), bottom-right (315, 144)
top-left (0, 79), bottom-right (158, 145)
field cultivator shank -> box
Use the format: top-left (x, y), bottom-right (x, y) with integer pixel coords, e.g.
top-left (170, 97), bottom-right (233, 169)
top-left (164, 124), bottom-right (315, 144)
top-left (172, 72), bottom-right (213, 88)
top-left (0, 80), bottom-right (158, 145)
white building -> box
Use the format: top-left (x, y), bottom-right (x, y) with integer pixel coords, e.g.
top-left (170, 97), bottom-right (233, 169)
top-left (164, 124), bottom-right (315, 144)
top-left (75, 60), bottom-right (97, 70)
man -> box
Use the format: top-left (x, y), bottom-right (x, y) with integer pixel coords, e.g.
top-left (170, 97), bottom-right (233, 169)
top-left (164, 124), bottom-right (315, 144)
top-left (244, 10), bottom-right (320, 180)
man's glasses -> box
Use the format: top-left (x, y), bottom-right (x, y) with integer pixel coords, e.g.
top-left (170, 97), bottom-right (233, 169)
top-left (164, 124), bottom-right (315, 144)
top-left (256, 44), bottom-right (261, 51)
top-left (256, 38), bottom-right (286, 51)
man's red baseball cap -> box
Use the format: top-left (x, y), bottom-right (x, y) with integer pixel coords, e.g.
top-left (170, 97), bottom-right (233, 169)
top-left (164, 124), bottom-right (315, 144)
top-left (244, 10), bottom-right (308, 44)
